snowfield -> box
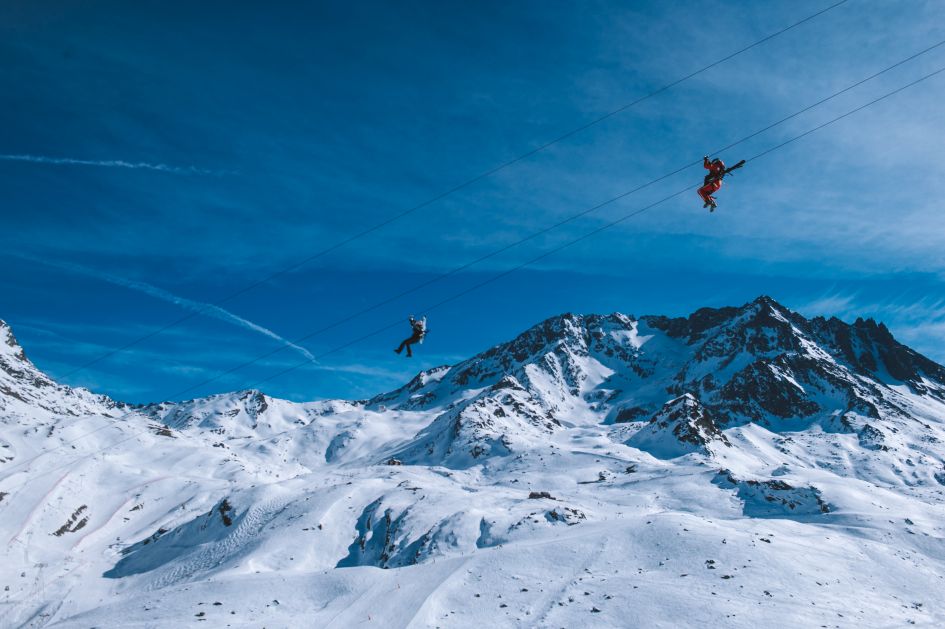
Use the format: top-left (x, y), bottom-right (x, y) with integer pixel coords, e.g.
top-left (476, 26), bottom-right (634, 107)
top-left (2, 296), bottom-right (945, 628)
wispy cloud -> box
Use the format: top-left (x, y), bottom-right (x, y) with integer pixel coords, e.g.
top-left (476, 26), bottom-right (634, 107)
top-left (0, 153), bottom-right (223, 175)
top-left (791, 289), bottom-right (945, 363)
top-left (793, 291), bottom-right (861, 318)
top-left (15, 255), bottom-right (318, 365)
top-left (795, 290), bottom-right (945, 323)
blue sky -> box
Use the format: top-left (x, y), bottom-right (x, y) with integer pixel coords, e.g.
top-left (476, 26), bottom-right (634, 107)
top-left (2, 0), bottom-right (944, 403)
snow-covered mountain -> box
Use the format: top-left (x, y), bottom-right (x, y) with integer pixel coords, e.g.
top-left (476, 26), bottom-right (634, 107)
top-left (1, 322), bottom-right (124, 418)
top-left (2, 298), bottom-right (945, 628)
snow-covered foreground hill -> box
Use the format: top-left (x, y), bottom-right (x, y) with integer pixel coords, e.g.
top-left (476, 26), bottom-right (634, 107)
top-left (3, 296), bottom-right (945, 628)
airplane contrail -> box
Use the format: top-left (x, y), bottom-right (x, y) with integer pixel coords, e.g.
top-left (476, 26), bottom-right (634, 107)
top-left (16, 255), bottom-right (318, 365)
top-left (0, 153), bottom-right (221, 175)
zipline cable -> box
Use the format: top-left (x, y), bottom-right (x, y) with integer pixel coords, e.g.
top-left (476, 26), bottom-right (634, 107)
top-left (3, 60), bottom-right (943, 496)
top-left (246, 65), bottom-right (945, 386)
top-left (54, 1), bottom-right (850, 382)
top-left (166, 36), bottom-right (945, 399)
top-left (4, 41), bottom-right (941, 473)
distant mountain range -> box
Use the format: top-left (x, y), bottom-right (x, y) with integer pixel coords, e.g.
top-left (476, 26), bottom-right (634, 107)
top-left (3, 297), bottom-right (945, 627)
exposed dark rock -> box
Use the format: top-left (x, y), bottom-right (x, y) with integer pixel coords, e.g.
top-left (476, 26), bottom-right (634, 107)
top-left (615, 406), bottom-right (649, 423)
top-left (1, 321), bottom-right (28, 362)
top-left (628, 394), bottom-right (729, 458)
top-left (53, 505), bottom-right (89, 536)
top-left (858, 424), bottom-right (890, 451)
top-left (714, 470), bottom-right (830, 517)
top-left (546, 507), bottom-right (586, 525)
top-left (150, 424), bottom-right (175, 438)
top-left (809, 315), bottom-right (945, 389)
top-left (718, 359), bottom-right (820, 423)
top-left (337, 500), bottom-right (423, 569)
top-left (492, 376), bottom-right (525, 392)
top-left (217, 499), bottom-right (234, 527)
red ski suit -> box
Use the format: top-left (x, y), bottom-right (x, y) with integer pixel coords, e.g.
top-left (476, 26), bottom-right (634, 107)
top-left (698, 158), bottom-right (725, 204)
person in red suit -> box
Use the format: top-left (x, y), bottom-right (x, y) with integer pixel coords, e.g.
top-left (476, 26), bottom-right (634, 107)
top-left (698, 156), bottom-right (725, 211)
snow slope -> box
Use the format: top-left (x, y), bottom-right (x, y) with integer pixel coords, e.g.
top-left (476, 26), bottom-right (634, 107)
top-left (2, 297), bottom-right (945, 628)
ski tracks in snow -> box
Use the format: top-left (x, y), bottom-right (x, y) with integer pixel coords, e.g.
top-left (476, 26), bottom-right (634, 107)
top-left (146, 493), bottom-right (292, 591)
top-left (531, 534), bottom-right (610, 626)
top-left (6, 471), bottom-right (71, 546)
top-left (319, 557), bottom-right (470, 628)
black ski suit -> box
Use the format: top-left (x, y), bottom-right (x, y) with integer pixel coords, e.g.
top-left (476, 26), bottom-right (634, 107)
top-left (396, 317), bottom-right (426, 357)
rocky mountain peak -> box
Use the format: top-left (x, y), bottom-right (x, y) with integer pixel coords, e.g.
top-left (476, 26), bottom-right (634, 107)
top-left (0, 320), bottom-right (124, 416)
top-left (367, 297), bottom-right (945, 453)
top-left (643, 296), bottom-right (799, 344)
top-left (750, 294), bottom-right (787, 312)
top-left (0, 319), bottom-right (28, 363)
top-left (809, 313), bottom-right (945, 390)
top-left (626, 393), bottom-right (730, 459)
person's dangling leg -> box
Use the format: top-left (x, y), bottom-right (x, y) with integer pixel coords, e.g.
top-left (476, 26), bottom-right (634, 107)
top-left (406, 332), bottom-right (423, 357)
top-left (701, 180), bottom-right (722, 209)
top-left (698, 185), bottom-right (712, 207)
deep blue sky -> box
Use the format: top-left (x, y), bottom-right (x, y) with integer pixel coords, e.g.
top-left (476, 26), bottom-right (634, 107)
top-left (2, 0), bottom-right (944, 403)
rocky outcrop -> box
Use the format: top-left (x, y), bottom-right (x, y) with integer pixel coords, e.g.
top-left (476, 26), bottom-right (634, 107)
top-left (627, 394), bottom-right (730, 459)
top-left (713, 470), bottom-right (831, 518)
top-left (392, 375), bottom-right (560, 468)
top-left (0, 319), bottom-right (122, 416)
